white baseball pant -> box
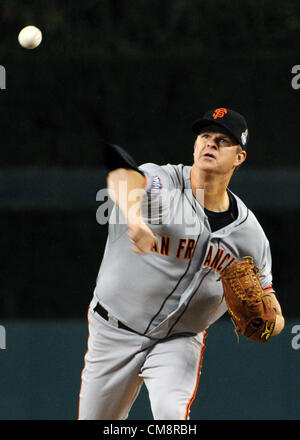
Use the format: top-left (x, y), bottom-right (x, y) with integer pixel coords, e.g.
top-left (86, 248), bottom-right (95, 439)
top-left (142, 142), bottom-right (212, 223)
top-left (78, 299), bottom-right (207, 420)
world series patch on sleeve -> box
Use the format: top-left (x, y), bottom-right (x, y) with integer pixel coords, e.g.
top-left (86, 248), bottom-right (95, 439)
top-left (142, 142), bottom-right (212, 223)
top-left (218, 256), bottom-right (277, 343)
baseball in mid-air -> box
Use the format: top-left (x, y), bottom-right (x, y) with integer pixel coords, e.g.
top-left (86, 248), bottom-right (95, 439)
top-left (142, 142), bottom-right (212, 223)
top-left (18, 25), bottom-right (42, 49)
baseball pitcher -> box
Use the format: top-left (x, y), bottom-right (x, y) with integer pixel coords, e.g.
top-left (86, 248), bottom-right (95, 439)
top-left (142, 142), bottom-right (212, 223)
top-left (78, 108), bottom-right (284, 420)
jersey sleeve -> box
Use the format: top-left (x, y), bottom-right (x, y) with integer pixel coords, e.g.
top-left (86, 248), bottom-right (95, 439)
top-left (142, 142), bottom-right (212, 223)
top-left (138, 163), bottom-right (172, 225)
top-left (138, 163), bottom-right (172, 194)
top-left (244, 210), bottom-right (276, 296)
top-left (258, 238), bottom-right (276, 295)
top-left (138, 163), bottom-right (186, 226)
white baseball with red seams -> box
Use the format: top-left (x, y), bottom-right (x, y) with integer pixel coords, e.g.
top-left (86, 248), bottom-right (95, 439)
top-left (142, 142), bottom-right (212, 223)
top-left (18, 26), bottom-right (42, 49)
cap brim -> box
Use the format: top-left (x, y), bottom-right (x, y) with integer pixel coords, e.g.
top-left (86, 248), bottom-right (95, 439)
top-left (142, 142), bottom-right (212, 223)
top-left (191, 119), bottom-right (240, 145)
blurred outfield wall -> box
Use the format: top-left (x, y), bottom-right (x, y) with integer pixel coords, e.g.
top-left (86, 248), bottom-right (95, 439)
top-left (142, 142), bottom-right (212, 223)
top-left (0, 318), bottom-right (298, 420)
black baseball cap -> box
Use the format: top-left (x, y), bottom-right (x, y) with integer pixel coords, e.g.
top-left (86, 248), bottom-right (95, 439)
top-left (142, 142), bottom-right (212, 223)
top-left (192, 108), bottom-right (249, 148)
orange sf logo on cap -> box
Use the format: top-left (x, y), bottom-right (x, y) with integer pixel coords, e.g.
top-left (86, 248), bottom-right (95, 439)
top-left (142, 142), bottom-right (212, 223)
top-left (213, 108), bottom-right (228, 119)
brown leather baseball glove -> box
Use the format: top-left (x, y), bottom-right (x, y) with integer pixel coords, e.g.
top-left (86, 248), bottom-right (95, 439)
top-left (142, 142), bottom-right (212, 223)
top-left (218, 256), bottom-right (277, 343)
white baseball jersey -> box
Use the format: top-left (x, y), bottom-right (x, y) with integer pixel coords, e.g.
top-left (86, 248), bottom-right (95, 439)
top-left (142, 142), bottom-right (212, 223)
top-left (93, 163), bottom-right (274, 339)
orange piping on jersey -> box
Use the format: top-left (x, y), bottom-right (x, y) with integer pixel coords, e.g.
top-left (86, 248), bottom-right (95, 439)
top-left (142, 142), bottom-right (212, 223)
top-left (263, 285), bottom-right (274, 293)
top-left (77, 305), bottom-right (91, 420)
top-left (184, 331), bottom-right (207, 420)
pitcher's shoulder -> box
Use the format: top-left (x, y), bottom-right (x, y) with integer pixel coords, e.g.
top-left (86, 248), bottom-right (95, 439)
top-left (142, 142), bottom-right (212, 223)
top-left (161, 163), bottom-right (191, 188)
top-left (139, 163), bottom-right (190, 189)
top-left (230, 191), bottom-right (268, 239)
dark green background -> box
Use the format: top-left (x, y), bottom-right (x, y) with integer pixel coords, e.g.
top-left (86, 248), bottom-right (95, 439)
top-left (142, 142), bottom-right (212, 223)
top-left (0, 0), bottom-right (299, 420)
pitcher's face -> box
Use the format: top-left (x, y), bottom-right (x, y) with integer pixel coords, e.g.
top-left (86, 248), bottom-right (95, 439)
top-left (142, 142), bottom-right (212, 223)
top-left (193, 131), bottom-right (246, 176)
